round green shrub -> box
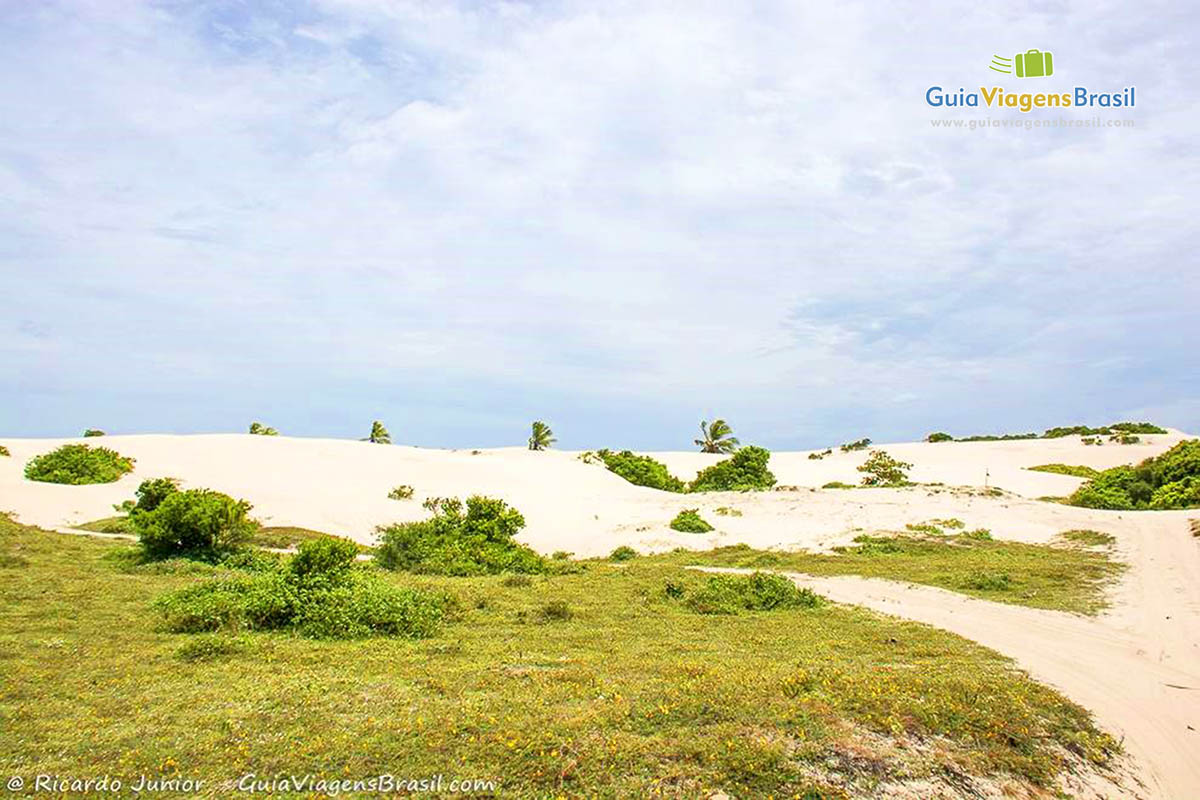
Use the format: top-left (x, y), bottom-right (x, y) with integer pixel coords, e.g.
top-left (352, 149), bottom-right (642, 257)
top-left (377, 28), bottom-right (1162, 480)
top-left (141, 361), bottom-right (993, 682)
top-left (609, 545), bottom-right (639, 562)
top-left (132, 488), bottom-right (257, 561)
top-left (669, 508), bottom-right (714, 533)
top-left (689, 446), bottom-right (777, 492)
top-left (24, 444), bottom-right (135, 485)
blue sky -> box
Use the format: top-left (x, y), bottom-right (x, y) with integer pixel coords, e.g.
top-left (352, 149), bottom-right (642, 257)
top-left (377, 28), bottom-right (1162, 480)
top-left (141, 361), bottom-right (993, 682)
top-left (2, 0), bottom-right (1197, 449)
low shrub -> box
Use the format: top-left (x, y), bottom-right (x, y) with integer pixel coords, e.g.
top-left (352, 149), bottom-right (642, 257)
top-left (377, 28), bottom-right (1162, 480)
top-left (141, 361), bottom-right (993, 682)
top-left (502, 573), bottom-right (533, 588)
top-left (24, 444), bottom-right (135, 485)
top-left (926, 432), bottom-right (953, 443)
top-left (714, 506), bottom-right (742, 517)
top-left (83, 429), bottom-right (105, 437)
top-left (0, 445), bottom-right (9, 457)
top-left (593, 450), bottom-right (686, 493)
top-left (133, 477), bottom-right (181, 512)
top-left (857, 450), bottom-right (912, 486)
top-left (822, 481), bottom-right (854, 489)
top-left (681, 572), bottom-right (822, 615)
top-left (1028, 464), bottom-right (1099, 479)
top-left (1068, 440), bottom-right (1200, 510)
top-left (154, 538), bottom-right (450, 640)
top-left (689, 446), bottom-right (776, 492)
top-left (551, 550), bottom-right (572, 560)
top-left (175, 634), bottom-right (255, 662)
top-left (388, 484), bottom-right (415, 500)
top-left (670, 509), bottom-right (714, 533)
top-left (840, 438), bottom-right (871, 452)
top-left (538, 600), bottom-right (573, 621)
top-left (963, 571), bottom-right (1012, 591)
top-left (609, 546), bottom-right (639, 562)
top-left (1109, 433), bottom-right (1140, 445)
top-left (807, 448), bottom-right (832, 460)
top-left (962, 528), bottom-right (993, 541)
top-left (1059, 529), bottom-right (1116, 548)
top-left (248, 422), bottom-right (279, 436)
top-left (132, 488), bottom-right (257, 561)
top-left (843, 535), bottom-right (903, 555)
top-left (375, 496), bottom-right (546, 576)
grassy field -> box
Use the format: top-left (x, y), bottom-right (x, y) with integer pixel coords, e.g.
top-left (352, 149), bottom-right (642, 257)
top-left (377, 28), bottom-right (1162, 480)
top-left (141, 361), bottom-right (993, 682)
top-left (74, 517), bottom-right (371, 552)
top-left (0, 515), bottom-right (1120, 798)
top-left (644, 526), bottom-right (1124, 614)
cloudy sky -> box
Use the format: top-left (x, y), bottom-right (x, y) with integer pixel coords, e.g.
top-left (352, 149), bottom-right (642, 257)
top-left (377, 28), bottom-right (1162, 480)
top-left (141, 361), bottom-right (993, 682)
top-left (2, 0), bottom-right (1197, 449)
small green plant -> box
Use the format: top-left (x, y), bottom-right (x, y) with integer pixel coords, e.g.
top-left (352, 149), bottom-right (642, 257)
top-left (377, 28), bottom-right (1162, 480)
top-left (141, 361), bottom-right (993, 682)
top-left (681, 572), bottom-right (822, 615)
top-left (375, 496), bottom-right (546, 576)
top-left (689, 445), bottom-right (776, 492)
top-left (82, 429), bottom-right (105, 437)
top-left (926, 431), bottom-right (953, 442)
top-left (538, 600), bottom-right (573, 621)
top-left (551, 550), bottom-right (572, 560)
top-left (694, 418), bottom-right (739, 453)
top-left (527, 420), bottom-right (556, 451)
top-left (857, 450), bottom-right (912, 487)
top-left (963, 571), bottom-right (1012, 591)
top-left (365, 421), bottom-right (391, 444)
top-left (0, 445), bottom-right (9, 457)
top-left (132, 488), bottom-right (257, 562)
top-left (388, 485), bottom-right (414, 500)
top-left (1058, 529), bottom-right (1116, 548)
top-left (175, 634), bottom-right (255, 662)
top-left (807, 448), bottom-right (832, 460)
top-left (502, 573), bottom-right (533, 588)
top-left (822, 481), bottom-right (854, 489)
top-left (1109, 433), bottom-right (1141, 445)
top-left (1028, 464), bottom-right (1100, 479)
top-left (669, 509), bottom-right (714, 533)
top-left (929, 517), bottom-right (965, 529)
top-left (961, 528), bottom-right (993, 541)
top-left (714, 506), bottom-right (743, 517)
top-left (132, 477), bottom-right (181, 512)
top-left (609, 546), bottom-right (638, 562)
top-left (248, 422), bottom-right (279, 436)
top-left (594, 450), bottom-right (686, 493)
top-left (24, 444), bottom-right (135, 485)
top-left (840, 438), bottom-right (871, 452)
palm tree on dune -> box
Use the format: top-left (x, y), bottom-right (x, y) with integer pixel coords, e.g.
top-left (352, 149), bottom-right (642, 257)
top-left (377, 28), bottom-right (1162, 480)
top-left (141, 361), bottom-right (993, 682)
top-left (528, 420), bottom-right (556, 451)
top-left (695, 419), bottom-right (739, 454)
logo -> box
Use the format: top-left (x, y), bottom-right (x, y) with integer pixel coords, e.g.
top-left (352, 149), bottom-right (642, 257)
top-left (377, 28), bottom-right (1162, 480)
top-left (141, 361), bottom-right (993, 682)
top-left (990, 50), bottom-right (1054, 78)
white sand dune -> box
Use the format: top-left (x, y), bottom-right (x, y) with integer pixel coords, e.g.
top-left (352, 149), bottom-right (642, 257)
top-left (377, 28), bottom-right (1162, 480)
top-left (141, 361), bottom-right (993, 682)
top-left (1, 429), bottom-right (1198, 797)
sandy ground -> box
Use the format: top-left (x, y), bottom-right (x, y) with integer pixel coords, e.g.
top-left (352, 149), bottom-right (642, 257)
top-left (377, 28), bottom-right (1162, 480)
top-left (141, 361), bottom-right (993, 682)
top-left (1, 430), bottom-right (1197, 797)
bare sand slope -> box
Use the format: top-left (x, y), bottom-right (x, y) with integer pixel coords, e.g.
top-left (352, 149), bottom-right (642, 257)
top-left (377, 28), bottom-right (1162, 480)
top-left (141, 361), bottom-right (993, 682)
top-left (700, 510), bottom-right (1200, 799)
top-left (0, 431), bottom-right (1193, 556)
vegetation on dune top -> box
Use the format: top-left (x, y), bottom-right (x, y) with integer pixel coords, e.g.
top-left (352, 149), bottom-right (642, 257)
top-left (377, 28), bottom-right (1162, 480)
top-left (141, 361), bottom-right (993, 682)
top-left (1067, 439), bottom-right (1200, 510)
top-left (0, 513), bottom-right (1121, 795)
top-left (0, 444), bottom-right (9, 457)
top-left (24, 443), bottom-right (135, 485)
top-left (527, 420), bottom-right (555, 451)
top-left (364, 420), bottom-right (391, 444)
top-left (930, 421), bottom-right (1168, 443)
top-left (248, 422), bottom-right (279, 435)
top-left (1028, 463), bottom-right (1100, 479)
top-left (695, 418), bottom-right (739, 453)
top-left (688, 445), bottom-right (777, 492)
top-left (82, 428), bottom-right (105, 437)
top-left (589, 449), bottom-right (688, 492)
top-left (856, 450), bottom-right (913, 487)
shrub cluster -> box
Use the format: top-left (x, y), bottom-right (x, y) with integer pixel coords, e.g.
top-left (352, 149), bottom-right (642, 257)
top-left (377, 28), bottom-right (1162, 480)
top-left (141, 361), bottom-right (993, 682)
top-left (83, 429), bottom-right (105, 437)
top-left (609, 546), bottom-right (639, 561)
top-left (857, 450), bottom-right (913, 486)
top-left (689, 446), bottom-right (776, 492)
top-left (840, 438), bottom-right (872, 452)
top-left (592, 449), bottom-right (687, 492)
top-left (388, 485), bottom-right (414, 500)
top-left (0, 444), bottom-right (9, 457)
top-left (24, 444), bottom-right (135, 485)
top-left (1068, 440), bottom-right (1200, 510)
top-left (248, 422), bottom-right (279, 436)
top-left (926, 432), bottom-right (953, 443)
top-left (132, 484), bottom-right (257, 561)
top-left (669, 509), bottom-right (714, 533)
top-left (676, 572), bottom-right (822, 615)
top-left (375, 496), bottom-right (546, 576)
top-left (154, 538), bottom-right (450, 640)
top-left (807, 448), bottom-right (832, 460)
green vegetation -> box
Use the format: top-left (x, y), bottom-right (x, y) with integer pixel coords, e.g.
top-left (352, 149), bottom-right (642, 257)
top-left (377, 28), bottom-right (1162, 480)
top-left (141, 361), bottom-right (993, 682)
top-left (591, 449), bottom-right (687, 492)
top-left (947, 421), bottom-right (1166, 443)
top-left (669, 508), bottom-right (714, 533)
top-left (807, 448), bottom-right (832, 459)
top-left (0, 444), bottom-right (9, 457)
top-left (83, 428), bottom-right (105, 437)
top-left (1068, 440), bottom-right (1200, 510)
top-left (679, 571), bottom-right (822, 615)
top-left (648, 525), bottom-right (1124, 614)
top-left (23, 443), bottom-right (135, 485)
top-left (154, 537), bottom-right (451, 640)
top-left (1058, 529), bottom-right (1116, 548)
top-left (0, 515), bottom-right (1120, 796)
top-left (132, 488), bottom-right (257, 561)
top-left (1028, 463), bottom-right (1100, 479)
top-left (714, 506), bottom-right (743, 517)
top-left (857, 450), bottom-right (912, 486)
top-left (527, 420), bottom-right (555, 451)
top-left (248, 422), bottom-right (279, 435)
top-left (609, 545), bottom-right (639, 561)
top-left (365, 420), bottom-right (391, 444)
top-left (689, 445), bottom-right (776, 492)
top-left (73, 516), bottom-right (134, 535)
top-left (839, 437), bottom-right (871, 452)
top-left (249, 526), bottom-right (370, 552)
top-left (694, 418), bottom-right (739, 453)
top-left (376, 496), bottom-right (546, 576)
top-left (822, 481), bottom-right (854, 489)
top-left (926, 431), bottom-right (953, 442)
top-left (388, 484), bottom-right (415, 500)
top-left (957, 432), bottom-right (1039, 442)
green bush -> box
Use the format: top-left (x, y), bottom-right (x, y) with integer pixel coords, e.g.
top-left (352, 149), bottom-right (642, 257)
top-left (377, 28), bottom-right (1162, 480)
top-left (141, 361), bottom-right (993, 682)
top-left (0, 445), bottom-right (9, 457)
top-left (1068, 440), bottom-right (1200, 510)
top-left (857, 450), bottom-right (912, 486)
top-left (840, 438), bottom-right (871, 452)
top-left (133, 477), bottom-right (180, 512)
top-left (175, 634), bottom-right (255, 662)
top-left (132, 489), bottom-right (257, 561)
top-left (963, 571), bottom-right (1012, 591)
top-left (1028, 464), bottom-right (1099, 479)
top-left (670, 509), bottom-right (714, 533)
top-left (248, 422), bottom-right (279, 435)
top-left (24, 444), bottom-right (135, 485)
top-left (388, 485), bottom-right (414, 500)
top-left (682, 572), bottom-right (822, 615)
top-left (822, 481), bottom-right (854, 489)
top-left (1110, 421), bottom-right (1167, 434)
top-left (609, 546), bottom-right (639, 562)
top-left (594, 450), bottom-right (686, 493)
top-left (688, 446), bottom-right (776, 492)
top-left (154, 537), bottom-right (450, 640)
top-left (538, 600), bottom-right (573, 621)
top-left (83, 429), bottom-right (105, 437)
top-left (926, 432), bottom-right (953, 443)
top-left (375, 496), bottom-right (546, 576)
top-left (807, 448), bottom-right (832, 460)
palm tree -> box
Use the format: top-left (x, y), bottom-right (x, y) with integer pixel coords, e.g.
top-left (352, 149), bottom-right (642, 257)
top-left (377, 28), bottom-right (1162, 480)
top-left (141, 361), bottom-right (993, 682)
top-left (248, 422), bottom-right (279, 436)
top-left (695, 419), bottom-right (739, 453)
top-left (528, 420), bottom-right (556, 451)
top-left (366, 420), bottom-right (392, 444)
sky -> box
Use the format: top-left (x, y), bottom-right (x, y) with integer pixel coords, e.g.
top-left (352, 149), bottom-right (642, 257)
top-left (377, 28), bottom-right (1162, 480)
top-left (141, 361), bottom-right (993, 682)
top-left (1, 0), bottom-right (1197, 450)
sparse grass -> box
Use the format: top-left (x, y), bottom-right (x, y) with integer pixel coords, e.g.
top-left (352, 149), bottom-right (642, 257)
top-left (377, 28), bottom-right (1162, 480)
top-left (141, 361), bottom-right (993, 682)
top-left (647, 530), bottom-right (1124, 614)
top-left (73, 516), bottom-right (135, 535)
top-left (1028, 464), bottom-right (1100, 479)
top-left (250, 526), bottom-right (372, 552)
top-left (0, 514), bottom-right (1119, 796)
top-left (1058, 530), bottom-right (1117, 548)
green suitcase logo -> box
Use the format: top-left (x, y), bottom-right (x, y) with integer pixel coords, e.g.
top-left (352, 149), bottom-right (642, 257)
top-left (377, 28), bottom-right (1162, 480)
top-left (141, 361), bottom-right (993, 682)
top-left (1015, 49), bottom-right (1053, 77)
top-left (989, 49), bottom-right (1054, 78)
